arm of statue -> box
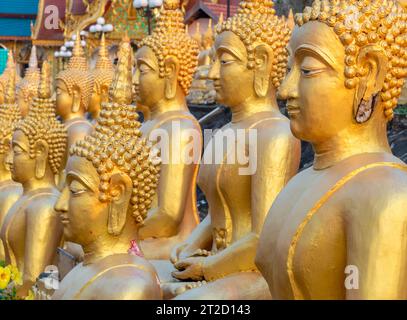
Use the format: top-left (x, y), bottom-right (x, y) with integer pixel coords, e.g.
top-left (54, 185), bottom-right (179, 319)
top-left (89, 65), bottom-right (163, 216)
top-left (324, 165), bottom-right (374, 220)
top-left (21, 198), bottom-right (63, 296)
top-left (139, 120), bottom-right (202, 240)
top-left (175, 125), bottom-right (300, 281)
top-left (346, 172), bottom-right (407, 300)
top-left (170, 214), bottom-right (213, 264)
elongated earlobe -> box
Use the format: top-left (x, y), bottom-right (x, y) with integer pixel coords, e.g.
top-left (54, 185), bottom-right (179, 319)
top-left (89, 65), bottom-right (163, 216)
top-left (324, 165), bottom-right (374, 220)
top-left (164, 56), bottom-right (179, 100)
top-left (253, 45), bottom-right (272, 98)
top-left (72, 87), bottom-right (81, 113)
top-left (34, 139), bottom-right (49, 179)
top-left (107, 172), bottom-right (132, 236)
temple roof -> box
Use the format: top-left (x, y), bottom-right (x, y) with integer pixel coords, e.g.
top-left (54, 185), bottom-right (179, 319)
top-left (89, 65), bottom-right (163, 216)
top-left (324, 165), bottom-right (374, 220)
top-left (0, 0), bottom-right (39, 39)
top-left (185, 0), bottom-right (238, 24)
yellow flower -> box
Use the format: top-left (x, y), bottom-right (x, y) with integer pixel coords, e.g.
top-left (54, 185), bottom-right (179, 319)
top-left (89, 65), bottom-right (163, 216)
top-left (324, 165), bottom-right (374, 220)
top-left (9, 265), bottom-right (22, 286)
top-left (0, 266), bottom-right (11, 290)
top-left (24, 290), bottom-right (34, 300)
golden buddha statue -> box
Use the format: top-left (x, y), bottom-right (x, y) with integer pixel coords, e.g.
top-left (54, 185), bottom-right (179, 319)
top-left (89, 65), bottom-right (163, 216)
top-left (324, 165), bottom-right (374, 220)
top-left (187, 19), bottom-right (217, 105)
top-left (56, 32), bottom-right (94, 151)
top-left (52, 37), bottom-right (162, 300)
top-left (89, 33), bottom-right (114, 124)
top-left (0, 50), bottom-right (18, 105)
top-left (16, 45), bottom-right (40, 118)
top-left (0, 60), bottom-right (67, 296)
top-left (0, 70), bottom-right (23, 261)
top-left (166, 0), bottom-right (301, 299)
top-left (134, 0), bottom-right (203, 260)
top-left (256, 0), bottom-right (407, 300)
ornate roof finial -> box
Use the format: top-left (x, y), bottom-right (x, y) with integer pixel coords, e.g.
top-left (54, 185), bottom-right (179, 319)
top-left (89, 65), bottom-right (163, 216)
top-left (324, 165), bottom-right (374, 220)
top-left (109, 36), bottom-right (133, 105)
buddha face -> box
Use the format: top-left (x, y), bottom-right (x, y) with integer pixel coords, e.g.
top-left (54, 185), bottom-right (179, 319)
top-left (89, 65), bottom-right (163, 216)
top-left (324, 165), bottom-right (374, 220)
top-left (278, 21), bottom-right (355, 143)
top-left (7, 130), bottom-right (36, 184)
top-left (134, 46), bottom-right (166, 108)
top-left (17, 91), bottom-right (29, 117)
top-left (55, 155), bottom-right (108, 246)
top-left (209, 31), bottom-right (255, 108)
top-left (0, 135), bottom-right (12, 173)
top-left (55, 80), bottom-right (73, 119)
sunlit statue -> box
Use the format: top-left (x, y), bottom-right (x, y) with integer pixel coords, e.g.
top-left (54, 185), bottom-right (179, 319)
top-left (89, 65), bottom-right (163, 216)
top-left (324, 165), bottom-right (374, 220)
top-left (89, 33), bottom-right (114, 124)
top-left (52, 37), bottom-right (162, 300)
top-left (16, 45), bottom-right (40, 118)
top-left (0, 60), bottom-right (66, 296)
top-left (0, 70), bottom-right (22, 261)
top-left (166, 0), bottom-right (301, 299)
top-left (134, 0), bottom-right (203, 260)
top-left (256, 0), bottom-right (407, 300)
top-left (56, 32), bottom-right (94, 151)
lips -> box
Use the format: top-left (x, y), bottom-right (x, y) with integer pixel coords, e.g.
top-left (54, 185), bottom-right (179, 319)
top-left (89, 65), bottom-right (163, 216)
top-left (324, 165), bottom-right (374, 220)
top-left (286, 104), bottom-right (300, 116)
top-left (60, 215), bottom-right (70, 224)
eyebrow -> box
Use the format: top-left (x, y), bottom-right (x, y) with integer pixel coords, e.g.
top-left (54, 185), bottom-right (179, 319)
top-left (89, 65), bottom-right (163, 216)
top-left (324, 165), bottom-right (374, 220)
top-left (217, 45), bottom-right (244, 61)
top-left (137, 57), bottom-right (156, 70)
top-left (66, 171), bottom-right (98, 193)
top-left (12, 141), bottom-right (28, 151)
top-left (295, 44), bottom-right (337, 69)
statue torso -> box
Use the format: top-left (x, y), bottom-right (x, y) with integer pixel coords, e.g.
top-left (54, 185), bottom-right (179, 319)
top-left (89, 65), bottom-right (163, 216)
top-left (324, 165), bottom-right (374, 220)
top-left (0, 180), bottom-right (23, 260)
top-left (258, 152), bottom-right (407, 299)
top-left (0, 187), bottom-right (59, 270)
top-left (139, 109), bottom-right (202, 256)
top-left (53, 253), bottom-right (162, 300)
top-left (198, 111), bottom-right (287, 252)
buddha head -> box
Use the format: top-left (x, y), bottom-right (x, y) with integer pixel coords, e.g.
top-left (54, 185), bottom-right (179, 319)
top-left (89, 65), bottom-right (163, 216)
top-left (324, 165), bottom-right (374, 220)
top-left (208, 0), bottom-right (291, 109)
top-left (16, 45), bottom-right (40, 117)
top-left (0, 71), bottom-right (21, 177)
top-left (56, 32), bottom-right (94, 121)
top-left (55, 37), bottom-right (161, 248)
top-left (134, 0), bottom-right (199, 108)
top-left (0, 50), bottom-right (17, 105)
top-left (8, 61), bottom-right (67, 186)
top-left (89, 33), bottom-right (114, 120)
top-left (278, 0), bottom-right (407, 144)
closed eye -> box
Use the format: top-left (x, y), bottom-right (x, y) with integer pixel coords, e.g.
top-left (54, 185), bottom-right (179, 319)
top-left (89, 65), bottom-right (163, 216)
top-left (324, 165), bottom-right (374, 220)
top-left (301, 68), bottom-right (324, 77)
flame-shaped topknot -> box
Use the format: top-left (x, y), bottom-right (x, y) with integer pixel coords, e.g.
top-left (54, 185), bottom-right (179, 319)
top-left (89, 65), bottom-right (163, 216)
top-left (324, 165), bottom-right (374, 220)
top-left (109, 36), bottom-right (133, 105)
top-left (38, 60), bottom-right (52, 99)
top-left (68, 31), bottom-right (88, 71)
top-left (4, 71), bottom-right (16, 104)
top-left (95, 33), bottom-right (113, 71)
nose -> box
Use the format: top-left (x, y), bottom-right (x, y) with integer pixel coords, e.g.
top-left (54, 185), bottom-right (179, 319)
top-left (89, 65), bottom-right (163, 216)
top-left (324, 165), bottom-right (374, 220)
top-left (55, 186), bottom-right (69, 215)
top-left (277, 68), bottom-right (299, 101)
top-left (133, 68), bottom-right (140, 86)
top-left (208, 57), bottom-right (220, 81)
top-left (5, 148), bottom-right (13, 167)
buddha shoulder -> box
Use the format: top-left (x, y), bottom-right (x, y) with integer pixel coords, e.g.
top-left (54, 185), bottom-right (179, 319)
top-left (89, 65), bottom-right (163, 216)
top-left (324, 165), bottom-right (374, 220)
top-left (340, 161), bottom-right (407, 221)
top-left (25, 191), bottom-right (59, 216)
top-left (81, 254), bottom-right (162, 300)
